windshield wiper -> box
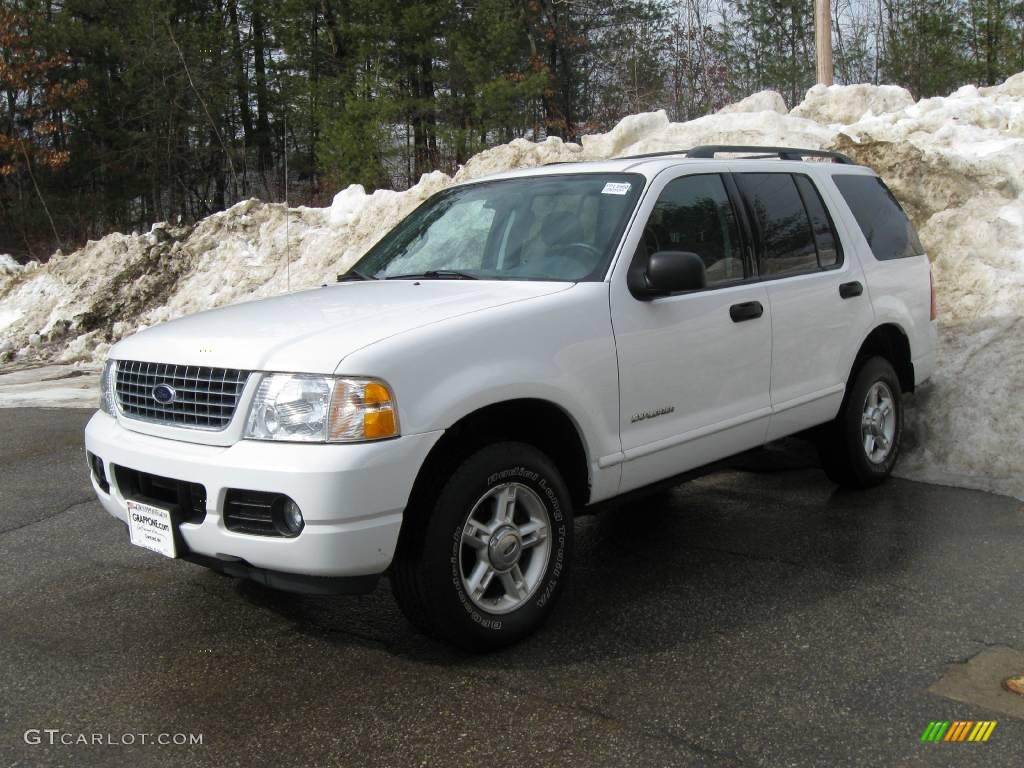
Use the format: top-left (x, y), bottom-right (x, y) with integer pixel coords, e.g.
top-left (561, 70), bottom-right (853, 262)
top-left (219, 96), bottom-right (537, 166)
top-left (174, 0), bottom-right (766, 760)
top-left (386, 270), bottom-right (478, 280)
top-left (337, 268), bottom-right (374, 282)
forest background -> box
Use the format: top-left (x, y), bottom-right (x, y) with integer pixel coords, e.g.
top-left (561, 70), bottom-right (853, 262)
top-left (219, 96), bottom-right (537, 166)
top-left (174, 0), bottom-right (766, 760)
top-left (2, 0), bottom-right (1022, 259)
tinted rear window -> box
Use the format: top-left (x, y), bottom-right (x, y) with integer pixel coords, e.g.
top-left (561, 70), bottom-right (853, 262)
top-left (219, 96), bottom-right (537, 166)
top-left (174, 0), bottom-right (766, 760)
top-left (833, 175), bottom-right (924, 260)
top-left (734, 173), bottom-right (818, 277)
top-left (793, 175), bottom-right (841, 268)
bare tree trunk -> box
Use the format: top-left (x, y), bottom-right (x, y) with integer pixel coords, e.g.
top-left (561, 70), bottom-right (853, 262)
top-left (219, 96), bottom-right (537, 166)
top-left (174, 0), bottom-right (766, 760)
top-left (228, 0), bottom-right (253, 169)
top-left (411, 53), bottom-right (438, 179)
top-left (19, 140), bottom-right (61, 250)
top-left (251, 8), bottom-right (274, 173)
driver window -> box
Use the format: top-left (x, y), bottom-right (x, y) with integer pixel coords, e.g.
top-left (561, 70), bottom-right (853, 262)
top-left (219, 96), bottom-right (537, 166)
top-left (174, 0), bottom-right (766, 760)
top-left (642, 174), bottom-right (745, 287)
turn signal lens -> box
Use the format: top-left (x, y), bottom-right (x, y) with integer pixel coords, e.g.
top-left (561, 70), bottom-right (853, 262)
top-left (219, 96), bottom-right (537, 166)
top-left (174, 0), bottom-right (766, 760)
top-left (327, 378), bottom-right (399, 442)
top-left (363, 381), bottom-right (391, 405)
top-left (363, 408), bottom-right (397, 439)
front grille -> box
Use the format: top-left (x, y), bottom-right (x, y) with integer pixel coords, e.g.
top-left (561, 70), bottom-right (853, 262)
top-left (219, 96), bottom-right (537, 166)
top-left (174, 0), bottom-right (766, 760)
top-left (115, 360), bottom-right (248, 430)
top-left (113, 466), bottom-right (207, 524)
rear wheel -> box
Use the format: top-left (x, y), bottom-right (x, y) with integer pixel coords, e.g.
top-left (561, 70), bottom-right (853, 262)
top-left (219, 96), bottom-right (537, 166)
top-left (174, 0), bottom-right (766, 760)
top-left (391, 442), bottom-right (573, 651)
top-left (819, 356), bottom-right (903, 489)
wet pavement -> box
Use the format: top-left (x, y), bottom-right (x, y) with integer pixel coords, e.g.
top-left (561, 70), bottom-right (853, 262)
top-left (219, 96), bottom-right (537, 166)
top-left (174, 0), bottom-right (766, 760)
top-left (1, 408), bottom-right (1022, 767)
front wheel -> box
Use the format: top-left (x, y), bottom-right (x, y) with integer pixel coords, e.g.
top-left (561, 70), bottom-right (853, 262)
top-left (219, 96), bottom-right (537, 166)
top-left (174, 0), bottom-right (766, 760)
top-left (819, 356), bottom-right (904, 489)
top-left (391, 442), bottom-right (573, 651)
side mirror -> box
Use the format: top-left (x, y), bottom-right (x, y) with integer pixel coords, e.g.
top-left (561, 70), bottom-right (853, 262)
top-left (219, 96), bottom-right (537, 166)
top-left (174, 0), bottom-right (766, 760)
top-left (630, 250), bottom-right (706, 299)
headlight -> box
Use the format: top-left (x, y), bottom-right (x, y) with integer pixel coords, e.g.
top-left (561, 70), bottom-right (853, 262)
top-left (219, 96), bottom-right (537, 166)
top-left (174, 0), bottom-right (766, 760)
top-left (99, 359), bottom-right (117, 415)
top-left (243, 374), bottom-right (399, 443)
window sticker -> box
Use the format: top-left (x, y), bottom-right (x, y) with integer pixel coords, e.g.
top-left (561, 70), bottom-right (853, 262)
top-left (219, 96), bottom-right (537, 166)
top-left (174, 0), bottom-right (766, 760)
top-left (601, 182), bottom-right (632, 196)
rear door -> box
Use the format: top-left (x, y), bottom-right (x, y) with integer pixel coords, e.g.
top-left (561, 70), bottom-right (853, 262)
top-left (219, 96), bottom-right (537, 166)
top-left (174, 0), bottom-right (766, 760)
top-left (830, 172), bottom-right (936, 383)
top-left (731, 170), bottom-right (876, 440)
top-left (609, 169), bottom-right (772, 493)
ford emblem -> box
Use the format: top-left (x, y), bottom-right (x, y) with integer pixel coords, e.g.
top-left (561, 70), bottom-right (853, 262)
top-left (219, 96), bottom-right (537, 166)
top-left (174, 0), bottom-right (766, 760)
top-left (152, 383), bottom-right (176, 404)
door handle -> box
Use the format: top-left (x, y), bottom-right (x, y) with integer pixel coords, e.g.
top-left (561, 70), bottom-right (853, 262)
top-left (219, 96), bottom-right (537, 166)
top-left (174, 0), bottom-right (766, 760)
top-left (729, 301), bottom-right (763, 322)
top-left (839, 280), bottom-right (863, 299)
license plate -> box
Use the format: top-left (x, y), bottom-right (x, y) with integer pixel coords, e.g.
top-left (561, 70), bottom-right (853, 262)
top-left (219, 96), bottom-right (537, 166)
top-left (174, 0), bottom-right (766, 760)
top-left (126, 500), bottom-right (177, 559)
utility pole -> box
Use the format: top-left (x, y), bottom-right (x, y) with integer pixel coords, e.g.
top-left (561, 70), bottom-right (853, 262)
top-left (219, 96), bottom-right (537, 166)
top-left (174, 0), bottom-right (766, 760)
top-left (815, 0), bottom-right (834, 85)
top-left (284, 110), bottom-right (290, 293)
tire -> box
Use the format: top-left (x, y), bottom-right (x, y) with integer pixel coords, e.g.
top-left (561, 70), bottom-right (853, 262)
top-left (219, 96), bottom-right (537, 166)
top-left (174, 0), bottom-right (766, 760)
top-left (818, 356), bottom-right (903, 489)
top-left (391, 442), bottom-right (574, 651)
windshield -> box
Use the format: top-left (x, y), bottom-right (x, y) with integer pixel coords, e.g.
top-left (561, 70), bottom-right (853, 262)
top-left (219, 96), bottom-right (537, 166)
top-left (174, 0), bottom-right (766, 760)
top-left (352, 173), bottom-right (645, 282)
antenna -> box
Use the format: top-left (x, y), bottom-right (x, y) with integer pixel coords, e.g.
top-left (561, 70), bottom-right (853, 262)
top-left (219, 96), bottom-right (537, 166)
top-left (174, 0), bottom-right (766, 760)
top-left (284, 109), bottom-right (290, 293)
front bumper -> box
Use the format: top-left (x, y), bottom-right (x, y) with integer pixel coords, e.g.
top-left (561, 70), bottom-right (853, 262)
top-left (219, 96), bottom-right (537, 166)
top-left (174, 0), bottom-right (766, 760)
top-left (84, 411), bottom-right (442, 581)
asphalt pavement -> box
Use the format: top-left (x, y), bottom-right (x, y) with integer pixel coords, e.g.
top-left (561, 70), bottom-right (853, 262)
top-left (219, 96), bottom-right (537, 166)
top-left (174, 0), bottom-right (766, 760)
top-left (1, 407), bottom-right (1022, 767)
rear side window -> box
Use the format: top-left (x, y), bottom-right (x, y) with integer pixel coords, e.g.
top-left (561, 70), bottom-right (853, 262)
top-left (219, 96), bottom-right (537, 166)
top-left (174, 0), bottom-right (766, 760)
top-left (793, 175), bottom-right (841, 268)
top-left (833, 175), bottom-right (925, 260)
top-left (734, 173), bottom-right (818, 277)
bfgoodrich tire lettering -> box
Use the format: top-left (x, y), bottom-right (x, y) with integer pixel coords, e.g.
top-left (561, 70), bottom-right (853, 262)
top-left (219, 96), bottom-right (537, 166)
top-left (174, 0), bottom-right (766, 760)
top-left (391, 442), bottom-right (573, 651)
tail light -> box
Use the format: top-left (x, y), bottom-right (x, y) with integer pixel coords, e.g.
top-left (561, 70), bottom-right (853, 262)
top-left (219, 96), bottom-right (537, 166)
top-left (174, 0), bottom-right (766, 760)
top-left (929, 268), bottom-right (937, 321)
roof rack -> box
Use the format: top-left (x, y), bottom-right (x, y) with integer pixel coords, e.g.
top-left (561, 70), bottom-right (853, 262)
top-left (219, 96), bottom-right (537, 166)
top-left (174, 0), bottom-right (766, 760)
top-left (614, 145), bottom-right (852, 164)
top-left (613, 149), bottom-right (691, 161)
top-left (686, 145), bottom-right (852, 164)
top-left (543, 148), bottom-right (688, 165)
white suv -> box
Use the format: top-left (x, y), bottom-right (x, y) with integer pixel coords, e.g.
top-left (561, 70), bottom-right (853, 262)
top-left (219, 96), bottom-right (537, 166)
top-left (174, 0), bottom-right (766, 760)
top-left (85, 145), bottom-right (937, 649)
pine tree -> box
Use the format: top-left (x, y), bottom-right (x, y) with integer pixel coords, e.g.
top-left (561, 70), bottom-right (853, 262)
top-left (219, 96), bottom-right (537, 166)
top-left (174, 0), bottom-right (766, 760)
top-left (0, 3), bottom-right (85, 253)
top-left (881, 0), bottom-right (971, 97)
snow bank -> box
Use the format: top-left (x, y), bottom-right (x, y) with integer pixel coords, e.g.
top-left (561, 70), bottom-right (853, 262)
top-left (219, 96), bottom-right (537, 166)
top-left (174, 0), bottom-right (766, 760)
top-left (717, 90), bottom-right (789, 115)
top-left (790, 83), bottom-right (915, 125)
top-left (455, 136), bottom-right (583, 181)
top-left (0, 365), bottom-right (98, 408)
top-left (0, 171), bottom-right (450, 368)
top-left (2, 75), bottom-right (1023, 499)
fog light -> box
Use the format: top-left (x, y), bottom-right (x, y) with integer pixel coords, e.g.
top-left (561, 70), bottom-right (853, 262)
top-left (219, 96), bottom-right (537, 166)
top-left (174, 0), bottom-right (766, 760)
top-left (272, 496), bottom-right (304, 537)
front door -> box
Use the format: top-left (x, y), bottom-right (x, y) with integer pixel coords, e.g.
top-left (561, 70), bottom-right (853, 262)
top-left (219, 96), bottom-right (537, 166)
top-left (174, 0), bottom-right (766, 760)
top-left (609, 170), bottom-right (773, 494)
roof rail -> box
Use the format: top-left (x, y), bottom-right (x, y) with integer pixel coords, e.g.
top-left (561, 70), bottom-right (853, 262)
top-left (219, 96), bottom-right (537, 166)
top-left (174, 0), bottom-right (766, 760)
top-left (614, 149), bottom-right (692, 161)
top-left (544, 148), bottom-right (691, 165)
top-left (686, 145), bottom-right (853, 164)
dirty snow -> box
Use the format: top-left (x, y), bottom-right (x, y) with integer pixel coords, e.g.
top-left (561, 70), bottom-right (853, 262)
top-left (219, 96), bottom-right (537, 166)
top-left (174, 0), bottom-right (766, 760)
top-left (1, 74), bottom-right (1023, 499)
top-left (717, 90), bottom-right (789, 115)
top-left (0, 365), bottom-right (99, 407)
top-left (790, 83), bottom-right (916, 125)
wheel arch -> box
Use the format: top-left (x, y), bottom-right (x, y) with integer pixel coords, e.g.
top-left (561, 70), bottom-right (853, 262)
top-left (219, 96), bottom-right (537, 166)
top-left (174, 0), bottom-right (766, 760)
top-left (394, 398), bottom-right (591, 560)
top-left (851, 323), bottom-right (914, 392)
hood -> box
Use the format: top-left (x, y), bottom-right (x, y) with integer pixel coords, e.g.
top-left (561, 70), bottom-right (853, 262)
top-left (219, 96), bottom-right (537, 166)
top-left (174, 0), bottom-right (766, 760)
top-left (110, 280), bottom-right (573, 373)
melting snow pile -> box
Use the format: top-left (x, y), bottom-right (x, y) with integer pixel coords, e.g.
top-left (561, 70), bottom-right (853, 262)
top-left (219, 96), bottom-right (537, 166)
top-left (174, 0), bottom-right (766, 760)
top-left (1, 74), bottom-right (1023, 499)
